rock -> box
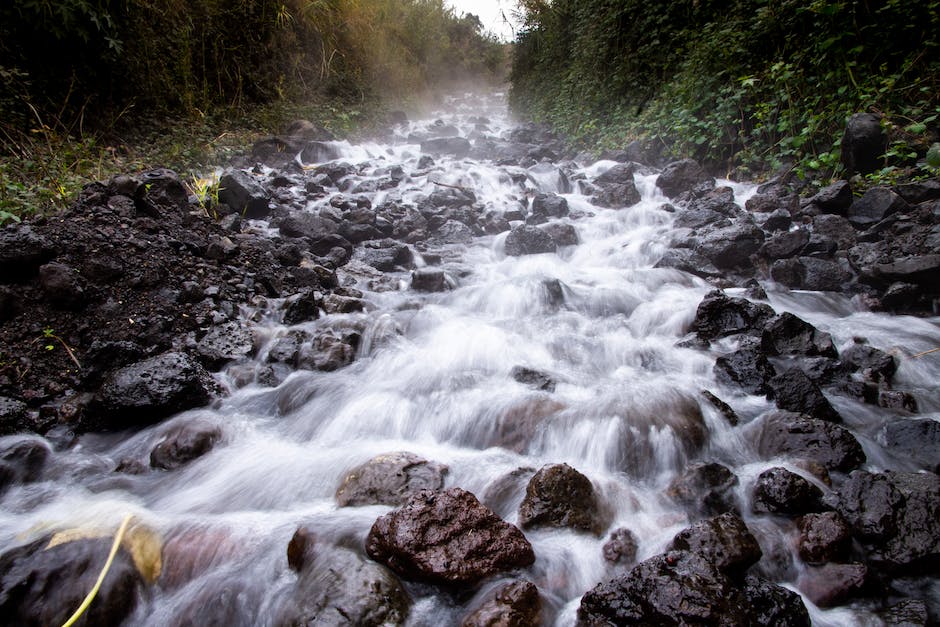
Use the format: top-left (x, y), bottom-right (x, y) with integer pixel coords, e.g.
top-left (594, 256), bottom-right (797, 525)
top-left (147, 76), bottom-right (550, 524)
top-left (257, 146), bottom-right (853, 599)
top-left (846, 187), bottom-right (910, 228)
top-left (741, 575), bottom-right (812, 626)
top-left (592, 182), bottom-right (641, 208)
top-left (751, 467), bottom-right (824, 516)
top-left (218, 170), bottom-right (271, 218)
top-left (761, 228), bottom-right (809, 260)
top-left (841, 343), bottom-right (896, 383)
top-left (411, 268), bottom-right (448, 292)
top-left (879, 599), bottom-right (930, 626)
top-left (0, 397), bottom-right (29, 436)
top-left (812, 214), bottom-right (857, 250)
top-left (0, 536), bottom-right (144, 626)
top-left (286, 526), bottom-right (317, 572)
top-left (461, 580), bottom-right (541, 627)
top-left (504, 225), bottom-right (556, 256)
top-left (276, 544), bottom-right (410, 626)
top-left (761, 312), bottom-right (835, 357)
top-left (299, 140), bottom-right (340, 164)
top-left (834, 471), bottom-right (902, 541)
top-left (881, 419), bottom-right (940, 473)
top-left (540, 222), bottom-right (579, 247)
top-left (670, 512), bottom-right (762, 577)
top-left (138, 168), bottom-right (190, 214)
top-left (335, 452), bottom-right (448, 507)
top-left (530, 193), bottom-right (569, 219)
top-left (755, 412), bottom-right (865, 472)
top-left (89, 352), bottom-right (216, 431)
top-left (796, 563), bottom-right (867, 608)
top-left (518, 463), bottom-right (604, 534)
top-left (282, 289), bottom-right (320, 325)
top-left (869, 254), bottom-right (940, 290)
top-left (797, 511), bottom-right (851, 563)
top-left (251, 136), bottom-right (303, 166)
top-left (0, 437), bottom-right (51, 491)
top-left (810, 180), bottom-right (853, 215)
top-left (150, 418), bottom-right (222, 470)
top-left (420, 137), bottom-right (472, 157)
top-left (841, 113), bottom-right (886, 175)
top-left (701, 390), bottom-right (740, 426)
top-left (714, 343), bottom-right (777, 395)
top-left (770, 257), bottom-right (853, 292)
top-left (691, 290), bottom-right (775, 341)
top-left (38, 262), bottom-right (86, 310)
top-left (666, 462), bottom-right (740, 518)
top-left (656, 159), bottom-right (710, 198)
top-left (357, 239), bottom-right (414, 271)
top-left (602, 528), bottom-right (639, 566)
top-left (0, 225), bottom-right (57, 282)
top-left (878, 390), bottom-right (918, 414)
top-left (694, 223), bottom-right (765, 269)
top-left (430, 220), bottom-right (474, 245)
top-left (196, 321), bottom-right (254, 368)
top-left (278, 212), bottom-right (338, 240)
top-left (510, 366), bottom-right (555, 392)
top-left (365, 488), bottom-right (535, 585)
top-left (760, 208), bottom-right (792, 232)
top-left (594, 162), bottom-right (638, 186)
top-left (768, 368), bottom-right (841, 422)
top-left (298, 332), bottom-right (356, 372)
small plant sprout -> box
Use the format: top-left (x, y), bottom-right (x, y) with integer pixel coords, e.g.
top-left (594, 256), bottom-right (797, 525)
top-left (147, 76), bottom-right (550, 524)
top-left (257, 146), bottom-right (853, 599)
top-left (41, 327), bottom-right (82, 370)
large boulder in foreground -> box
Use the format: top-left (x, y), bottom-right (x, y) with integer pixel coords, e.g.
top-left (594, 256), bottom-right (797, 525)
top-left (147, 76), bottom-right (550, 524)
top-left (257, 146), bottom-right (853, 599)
top-left (365, 488), bottom-right (535, 585)
top-left (754, 412), bottom-right (865, 472)
top-left (88, 352), bottom-right (216, 431)
top-left (518, 463), bottom-right (605, 534)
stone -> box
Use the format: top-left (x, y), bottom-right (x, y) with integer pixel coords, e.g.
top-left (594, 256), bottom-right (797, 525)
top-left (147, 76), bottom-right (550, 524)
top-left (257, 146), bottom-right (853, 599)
top-left (592, 182), bottom-right (641, 208)
top-left (218, 170), bottom-right (271, 218)
top-left (278, 212), bottom-right (339, 240)
top-left (150, 418), bottom-right (222, 470)
top-left (755, 412), bottom-right (865, 472)
top-left (299, 140), bottom-right (340, 164)
top-left (335, 452), bottom-right (448, 507)
top-left (196, 321), bottom-right (254, 368)
top-left (357, 239), bottom-right (414, 271)
top-left (602, 528), bottom-right (639, 566)
top-left (714, 344), bottom-right (777, 395)
top-left (810, 180), bottom-right (853, 215)
top-left (846, 187), bottom-right (910, 228)
top-left (796, 563), bottom-right (867, 608)
top-left (768, 368), bottom-right (841, 422)
top-left (420, 137), bottom-right (472, 157)
top-left (657, 159), bottom-right (710, 198)
top-left (669, 512), bottom-right (762, 577)
top-left (691, 290), bottom-right (775, 341)
top-left (530, 192), bottom-right (569, 219)
top-left (594, 162), bottom-right (638, 186)
top-left (282, 289), bottom-right (320, 325)
top-left (770, 257), bottom-right (853, 292)
top-left (694, 223), bottom-right (765, 269)
top-left (870, 254), bottom-right (940, 290)
top-left (510, 366), bottom-right (556, 392)
top-left (411, 267), bottom-right (448, 292)
top-left (541, 222), bottom-right (579, 247)
top-left (841, 343), bottom-right (896, 383)
top-left (365, 488), bottom-right (535, 585)
top-left (880, 599), bottom-right (930, 626)
top-left (461, 580), bottom-right (541, 627)
top-left (881, 419), bottom-right (940, 473)
top-left (761, 229), bottom-right (809, 260)
top-left (504, 225), bottom-right (556, 256)
top-left (666, 462), bottom-right (740, 518)
top-left (797, 511), bottom-right (851, 563)
top-left (761, 312), bottom-right (835, 357)
top-left (0, 225), bottom-right (56, 282)
top-left (701, 390), bottom-right (740, 426)
top-left (0, 396), bottom-right (29, 436)
top-left (518, 463), bottom-right (604, 534)
top-left (38, 262), bottom-right (86, 310)
top-left (841, 113), bottom-right (886, 175)
top-left (751, 467), bottom-right (824, 516)
top-left (812, 214), bottom-right (857, 250)
top-left (0, 437), bottom-right (51, 490)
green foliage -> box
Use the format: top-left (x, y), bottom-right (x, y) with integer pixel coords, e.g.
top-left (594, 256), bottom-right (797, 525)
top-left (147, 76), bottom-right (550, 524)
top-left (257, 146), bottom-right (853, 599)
top-left (510, 0), bottom-right (940, 180)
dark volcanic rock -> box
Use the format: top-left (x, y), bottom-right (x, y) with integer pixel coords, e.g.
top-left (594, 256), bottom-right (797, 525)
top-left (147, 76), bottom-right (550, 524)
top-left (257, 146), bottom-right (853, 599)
top-left (0, 397), bottom-right (29, 436)
top-left (695, 223), bottom-right (765, 269)
top-left (797, 563), bottom-right (868, 608)
top-left (881, 419), bottom-right (940, 473)
top-left (841, 113), bottom-right (886, 175)
top-left (0, 225), bottom-right (57, 282)
top-left (510, 366), bottom-right (556, 392)
top-left (411, 267), bottom-right (448, 292)
top-left (841, 343), bottom-right (896, 383)
top-left (669, 512), bottom-right (762, 577)
top-left (755, 412), bottom-right (865, 472)
top-left (541, 222), bottom-right (579, 247)
top-left (751, 467), bottom-right (824, 516)
top-left (38, 262), bottom-right (86, 310)
top-left (879, 600), bottom-right (930, 626)
top-left (0, 437), bottom-right (51, 489)
top-left (150, 418), bottom-right (223, 470)
top-left (797, 511), bottom-right (852, 564)
top-left (335, 452), bottom-right (448, 507)
top-left (530, 193), bottom-right (569, 219)
top-left (656, 159), bottom-right (710, 198)
top-left (218, 170), bottom-right (271, 218)
top-left (771, 257), bottom-right (853, 291)
top-left (691, 290), bottom-right (775, 341)
top-left (761, 228), bottom-right (810, 260)
top-left (592, 182), bottom-right (641, 208)
top-left (666, 462), bottom-right (740, 518)
top-left (761, 312), bottom-right (835, 357)
top-left (282, 289), bottom-right (320, 325)
top-left (603, 528), bottom-right (639, 566)
top-left (768, 368), bottom-right (841, 422)
top-left (846, 187), bottom-right (910, 229)
top-left (504, 225), bottom-right (556, 256)
top-left (358, 239), bottom-right (414, 271)
top-left (89, 352), bottom-right (216, 431)
top-left (462, 580), bottom-right (541, 627)
top-left (365, 488), bottom-right (535, 585)
top-left (420, 137), bottom-right (472, 157)
top-left (714, 343), bottom-right (777, 395)
top-left (518, 463), bottom-right (604, 534)
top-left (809, 180), bottom-right (854, 215)
top-left (196, 321), bottom-right (254, 368)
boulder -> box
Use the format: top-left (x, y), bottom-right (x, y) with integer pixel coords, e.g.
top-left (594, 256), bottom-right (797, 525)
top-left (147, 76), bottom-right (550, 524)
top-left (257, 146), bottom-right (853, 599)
top-left (797, 511), bottom-right (852, 564)
top-left (602, 528), bottom-right (639, 566)
top-left (38, 262), bottom-right (86, 310)
top-left (761, 312), bottom-right (835, 357)
top-left (279, 212), bottom-right (338, 240)
top-left (869, 254), bottom-right (940, 290)
top-left (656, 159), bottom-right (710, 198)
top-left (755, 412), bottom-right (865, 472)
top-left (0, 437), bottom-right (51, 490)
top-left (150, 418), bottom-right (222, 470)
top-left (411, 268), bottom-right (448, 292)
top-left (541, 222), bottom-right (579, 247)
top-left (594, 162), bottom-right (638, 186)
top-left (218, 170), bottom-right (271, 218)
top-left (592, 182), bottom-right (641, 208)
top-left (461, 580), bottom-right (541, 627)
top-left (701, 390), bottom-right (741, 426)
top-left (196, 321), bottom-right (254, 368)
top-left (530, 193), bottom-right (569, 219)
top-left (669, 512), bottom-right (762, 577)
top-left (714, 343), bottom-right (777, 395)
top-left (335, 452), bottom-right (448, 507)
top-left (357, 239), bottom-right (414, 271)
top-left (846, 187), bottom-right (910, 228)
top-left (299, 140), bottom-right (340, 164)
top-left (287, 526), bottom-right (317, 572)
top-left (282, 289), bottom-right (321, 326)
top-left (504, 225), bottom-right (556, 256)
top-left (767, 368), bottom-right (841, 422)
top-left (518, 463), bottom-right (605, 534)
top-left (841, 113), bottom-right (886, 175)
top-left (809, 180), bottom-right (853, 215)
top-left (0, 397), bottom-right (29, 436)
top-left (879, 600), bottom-right (930, 626)
top-left (881, 419), bottom-right (940, 473)
top-left (89, 352), bottom-right (216, 431)
top-left (761, 229), bottom-right (809, 260)
top-left (0, 225), bottom-right (57, 282)
top-left (796, 563), bottom-right (867, 608)
top-left (751, 467), bottom-right (824, 516)
top-left (286, 119), bottom-right (336, 139)
top-left (666, 462), bottom-right (740, 518)
top-left (694, 223), bottom-right (765, 269)
top-left (691, 290), bottom-right (775, 341)
top-left (420, 137), bottom-right (472, 157)
top-left (365, 488), bottom-right (535, 585)
top-left (812, 214), bottom-right (857, 250)
top-left (841, 343), bottom-right (896, 383)
top-left (770, 257), bottom-right (852, 291)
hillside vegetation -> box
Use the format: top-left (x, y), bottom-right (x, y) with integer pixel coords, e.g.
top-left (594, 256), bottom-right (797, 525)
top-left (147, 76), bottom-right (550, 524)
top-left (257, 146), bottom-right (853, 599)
top-left (509, 0), bottom-right (940, 181)
top-left (0, 0), bottom-right (505, 220)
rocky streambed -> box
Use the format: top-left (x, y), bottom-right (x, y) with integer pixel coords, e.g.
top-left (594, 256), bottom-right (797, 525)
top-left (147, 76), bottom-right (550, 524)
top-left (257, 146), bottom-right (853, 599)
top-left (0, 92), bottom-right (938, 626)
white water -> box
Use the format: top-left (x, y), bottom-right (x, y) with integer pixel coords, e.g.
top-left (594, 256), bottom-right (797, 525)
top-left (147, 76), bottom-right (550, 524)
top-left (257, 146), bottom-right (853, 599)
top-left (1, 92), bottom-right (938, 625)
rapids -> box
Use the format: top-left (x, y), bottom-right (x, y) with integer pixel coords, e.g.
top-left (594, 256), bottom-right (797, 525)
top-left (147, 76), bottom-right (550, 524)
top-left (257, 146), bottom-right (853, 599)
top-left (1, 92), bottom-right (938, 626)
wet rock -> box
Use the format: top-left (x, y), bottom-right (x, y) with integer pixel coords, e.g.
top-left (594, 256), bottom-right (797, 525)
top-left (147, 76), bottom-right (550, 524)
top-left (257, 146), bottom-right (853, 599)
top-left (510, 366), bottom-right (556, 392)
top-left (357, 239), bottom-right (414, 271)
top-left (0, 225), bottom-right (57, 282)
top-left (881, 419), bottom-right (940, 473)
top-left (656, 158), bottom-right (710, 198)
top-left (595, 162), bottom-right (638, 186)
top-left (592, 182), bottom-right (641, 208)
top-left (813, 214), bottom-right (857, 250)
top-left (218, 170), bottom-right (271, 218)
top-left (287, 526), bottom-right (317, 572)
top-left (530, 192), bottom-right (569, 219)
top-left (411, 267), bottom-right (448, 292)
top-left (834, 471), bottom-right (902, 541)
top-left (797, 563), bottom-right (867, 608)
top-left (695, 223), bottom-right (765, 269)
top-left (431, 219), bottom-right (474, 245)
top-left (0, 536), bottom-right (144, 626)
top-left (421, 137), bottom-right (472, 157)
top-left (614, 393), bottom-right (708, 478)
top-left (38, 262), bottom-right (86, 310)
top-left (771, 256), bottom-right (853, 291)
top-left (760, 208), bottom-right (792, 232)
top-left (278, 212), bottom-right (339, 240)
top-left (335, 452), bottom-right (448, 507)
top-left (426, 186), bottom-right (477, 209)
top-left (462, 580), bottom-right (541, 627)
top-left (714, 343), bottom-right (777, 394)
top-left (868, 254), bottom-right (940, 290)
top-left (751, 467), bottom-right (824, 516)
top-left (768, 368), bottom-right (841, 422)
top-left (282, 289), bottom-right (320, 326)
top-left (761, 312), bottom-right (836, 357)
top-left (602, 528), bottom-right (639, 566)
top-left (879, 599), bottom-right (930, 626)
top-left (841, 342), bottom-right (896, 383)
top-left (365, 487), bottom-right (535, 585)
top-left (691, 290), bottom-right (775, 341)
top-left (847, 187), bottom-right (910, 229)
top-left (701, 390), bottom-right (740, 426)
top-left (741, 575), bottom-right (812, 626)
top-left (666, 461), bottom-right (740, 518)
top-left (841, 113), bottom-right (886, 175)
top-left (196, 321), bottom-right (254, 368)
top-left (504, 225), bottom-right (556, 256)
top-left (299, 140), bottom-right (340, 164)
top-left (89, 352), bottom-right (216, 431)
top-left (277, 544), bottom-right (411, 626)
top-left (0, 437), bottom-right (51, 490)
top-left (761, 228), bottom-right (810, 260)
top-left (541, 222), bottom-right (579, 247)
top-left (299, 332), bottom-right (356, 372)
top-left (797, 511), bottom-right (852, 564)
top-left (669, 512), bottom-right (762, 576)
top-left (150, 418), bottom-right (222, 470)
top-left (0, 397), bottom-right (29, 436)
top-left (518, 463), bottom-right (604, 535)
top-left (809, 180), bottom-right (854, 215)
top-left (755, 412), bottom-right (865, 472)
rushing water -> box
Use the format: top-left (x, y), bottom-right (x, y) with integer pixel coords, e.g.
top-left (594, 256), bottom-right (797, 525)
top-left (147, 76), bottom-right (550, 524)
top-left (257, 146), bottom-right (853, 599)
top-left (2, 92), bottom-right (939, 626)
